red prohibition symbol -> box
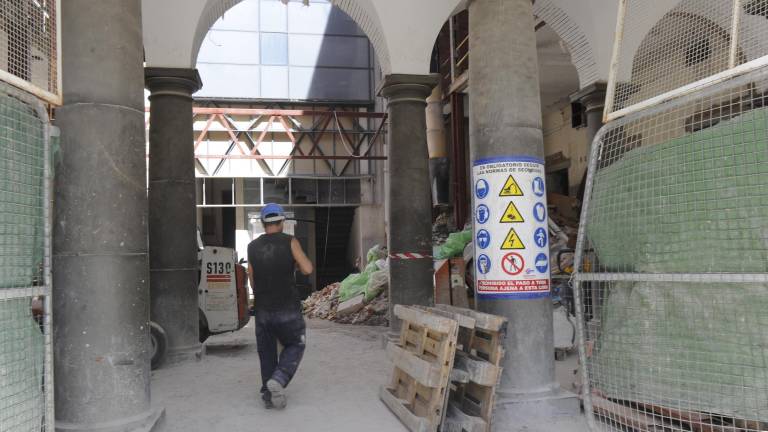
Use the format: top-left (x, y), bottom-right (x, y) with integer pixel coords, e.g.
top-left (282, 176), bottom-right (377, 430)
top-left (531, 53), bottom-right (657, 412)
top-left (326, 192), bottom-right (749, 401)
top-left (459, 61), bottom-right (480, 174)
top-left (501, 252), bottom-right (525, 276)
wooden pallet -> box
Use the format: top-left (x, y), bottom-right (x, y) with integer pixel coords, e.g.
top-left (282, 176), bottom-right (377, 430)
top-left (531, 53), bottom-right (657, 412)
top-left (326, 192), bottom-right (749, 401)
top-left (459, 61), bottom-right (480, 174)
top-left (380, 305), bottom-right (459, 432)
top-left (429, 305), bottom-right (507, 432)
top-left (432, 304), bottom-right (507, 366)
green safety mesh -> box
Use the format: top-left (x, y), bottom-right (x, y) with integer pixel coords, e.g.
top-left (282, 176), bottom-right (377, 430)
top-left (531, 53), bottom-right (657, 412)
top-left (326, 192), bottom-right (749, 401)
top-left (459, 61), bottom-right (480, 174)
top-left (0, 83), bottom-right (48, 431)
top-left (588, 107), bottom-right (768, 274)
top-left (585, 106), bottom-right (768, 421)
top-left (0, 91), bottom-right (46, 288)
top-left (0, 299), bottom-right (44, 431)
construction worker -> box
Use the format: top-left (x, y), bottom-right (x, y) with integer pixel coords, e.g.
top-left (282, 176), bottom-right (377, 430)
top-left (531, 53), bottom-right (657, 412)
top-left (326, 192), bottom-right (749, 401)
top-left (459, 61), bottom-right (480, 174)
top-left (247, 203), bottom-right (314, 410)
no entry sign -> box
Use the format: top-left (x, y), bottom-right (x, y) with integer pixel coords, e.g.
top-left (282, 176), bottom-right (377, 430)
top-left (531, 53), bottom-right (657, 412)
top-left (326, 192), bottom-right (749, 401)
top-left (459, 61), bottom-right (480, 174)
top-left (472, 156), bottom-right (550, 299)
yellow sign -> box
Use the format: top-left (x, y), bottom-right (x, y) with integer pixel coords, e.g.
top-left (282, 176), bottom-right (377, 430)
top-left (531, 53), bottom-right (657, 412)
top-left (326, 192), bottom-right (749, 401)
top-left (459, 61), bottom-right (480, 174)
top-left (500, 202), bottom-right (525, 223)
top-left (499, 175), bottom-right (524, 197)
top-left (501, 228), bottom-right (525, 250)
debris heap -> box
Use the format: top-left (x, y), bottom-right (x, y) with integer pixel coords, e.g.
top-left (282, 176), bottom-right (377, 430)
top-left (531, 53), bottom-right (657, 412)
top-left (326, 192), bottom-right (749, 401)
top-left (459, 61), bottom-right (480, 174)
top-left (303, 282), bottom-right (389, 326)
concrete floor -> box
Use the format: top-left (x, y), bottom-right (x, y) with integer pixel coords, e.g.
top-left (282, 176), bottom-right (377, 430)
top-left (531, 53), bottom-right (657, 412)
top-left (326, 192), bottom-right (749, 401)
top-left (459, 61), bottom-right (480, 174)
top-left (151, 318), bottom-right (586, 432)
top-left (152, 319), bottom-right (406, 432)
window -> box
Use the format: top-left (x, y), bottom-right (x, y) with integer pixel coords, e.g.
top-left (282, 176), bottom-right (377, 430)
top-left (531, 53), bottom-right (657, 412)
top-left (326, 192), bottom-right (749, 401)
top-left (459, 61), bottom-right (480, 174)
top-left (261, 33), bottom-right (288, 65)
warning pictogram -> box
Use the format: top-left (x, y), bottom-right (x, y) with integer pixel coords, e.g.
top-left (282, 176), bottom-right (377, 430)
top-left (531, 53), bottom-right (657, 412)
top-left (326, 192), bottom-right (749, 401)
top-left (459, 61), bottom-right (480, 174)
top-left (501, 228), bottom-right (525, 250)
top-left (499, 175), bottom-right (524, 197)
top-left (501, 252), bottom-right (525, 275)
top-left (500, 202), bottom-right (525, 223)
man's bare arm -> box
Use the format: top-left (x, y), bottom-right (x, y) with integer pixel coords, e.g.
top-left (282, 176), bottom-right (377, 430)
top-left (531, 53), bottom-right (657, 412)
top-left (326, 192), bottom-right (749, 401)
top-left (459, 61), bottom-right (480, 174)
top-left (291, 238), bottom-right (314, 275)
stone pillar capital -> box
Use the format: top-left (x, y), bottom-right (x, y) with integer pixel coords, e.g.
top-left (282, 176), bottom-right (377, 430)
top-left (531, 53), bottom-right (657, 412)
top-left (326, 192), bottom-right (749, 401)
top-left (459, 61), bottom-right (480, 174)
top-left (570, 81), bottom-right (607, 113)
top-left (145, 67), bottom-right (202, 99)
top-left (378, 73), bottom-right (440, 105)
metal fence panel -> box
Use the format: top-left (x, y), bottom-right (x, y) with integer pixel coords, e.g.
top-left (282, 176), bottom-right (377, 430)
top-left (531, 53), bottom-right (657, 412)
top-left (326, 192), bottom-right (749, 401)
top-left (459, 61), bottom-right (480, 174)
top-left (0, 81), bottom-right (53, 432)
top-left (605, 0), bottom-right (768, 122)
top-left (0, 0), bottom-right (61, 105)
top-left (575, 67), bottom-right (768, 432)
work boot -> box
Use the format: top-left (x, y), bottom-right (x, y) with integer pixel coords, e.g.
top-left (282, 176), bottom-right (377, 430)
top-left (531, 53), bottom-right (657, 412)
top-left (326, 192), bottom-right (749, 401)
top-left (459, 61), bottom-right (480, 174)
top-left (261, 390), bottom-right (274, 409)
top-left (267, 379), bottom-right (287, 410)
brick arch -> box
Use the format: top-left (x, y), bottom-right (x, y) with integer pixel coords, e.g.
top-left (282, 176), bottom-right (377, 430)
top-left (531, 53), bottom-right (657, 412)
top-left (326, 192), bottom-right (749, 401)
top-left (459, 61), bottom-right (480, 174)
top-left (191, 0), bottom-right (392, 74)
top-left (533, 0), bottom-right (599, 88)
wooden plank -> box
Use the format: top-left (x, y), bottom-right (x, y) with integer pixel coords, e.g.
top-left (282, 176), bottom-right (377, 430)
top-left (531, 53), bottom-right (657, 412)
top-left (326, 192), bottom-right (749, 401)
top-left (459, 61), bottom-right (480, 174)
top-left (417, 305), bottom-right (476, 329)
top-left (395, 305), bottom-right (458, 333)
top-left (435, 319), bottom-right (460, 431)
top-left (432, 304), bottom-right (507, 332)
top-left (449, 258), bottom-right (470, 308)
top-left (449, 368), bottom-right (470, 384)
top-left (463, 382), bottom-right (494, 422)
top-left (453, 351), bottom-right (500, 387)
top-left (380, 386), bottom-right (433, 432)
top-left (434, 259), bottom-right (452, 305)
top-left (633, 401), bottom-right (755, 432)
top-left (443, 401), bottom-right (487, 432)
top-left (386, 343), bottom-right (444, 388)
top-left (591, 397), bottom-right (667, 432)
top-left (383, 306), bottom-right (460, 432)
top-left (471, 330), bottom-right (504, 366)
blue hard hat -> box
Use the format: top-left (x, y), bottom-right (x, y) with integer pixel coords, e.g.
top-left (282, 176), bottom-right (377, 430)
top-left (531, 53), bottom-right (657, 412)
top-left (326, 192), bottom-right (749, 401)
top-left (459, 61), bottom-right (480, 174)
top-left (261, 203), bottom-right (286, 223)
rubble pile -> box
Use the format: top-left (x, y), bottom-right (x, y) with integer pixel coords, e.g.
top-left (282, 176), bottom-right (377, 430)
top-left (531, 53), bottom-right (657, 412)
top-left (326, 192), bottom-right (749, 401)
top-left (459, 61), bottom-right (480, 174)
top-left (302, 282), bottom-right (389, 327)
top-left (303, 283), bottom-right (341, 320)
top-left (432, 212), bottom-right (455, 245)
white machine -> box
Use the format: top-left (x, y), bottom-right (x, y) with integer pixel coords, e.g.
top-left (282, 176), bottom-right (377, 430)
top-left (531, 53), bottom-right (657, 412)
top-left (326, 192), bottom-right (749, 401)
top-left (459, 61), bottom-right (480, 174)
top-left (150, 233), bottom-right (250, 369)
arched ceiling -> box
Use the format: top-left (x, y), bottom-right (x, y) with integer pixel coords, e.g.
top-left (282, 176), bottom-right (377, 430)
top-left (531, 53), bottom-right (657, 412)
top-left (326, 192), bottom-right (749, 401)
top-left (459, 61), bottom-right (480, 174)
top-left (142, 0), bottom-right (635, 90)
top-left (142, 0), bottom-right (464, 75)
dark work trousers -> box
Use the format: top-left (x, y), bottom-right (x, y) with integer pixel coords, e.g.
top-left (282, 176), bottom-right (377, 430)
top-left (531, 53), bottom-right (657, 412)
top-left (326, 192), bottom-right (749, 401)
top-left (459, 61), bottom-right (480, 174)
top-left (254, 308), bottom-right (307, 394)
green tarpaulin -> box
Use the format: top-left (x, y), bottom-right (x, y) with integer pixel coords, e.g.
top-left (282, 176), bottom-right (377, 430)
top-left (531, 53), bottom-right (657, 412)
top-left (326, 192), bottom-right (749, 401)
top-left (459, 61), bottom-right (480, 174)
top-left (586, 107), bottom-right (768, 420)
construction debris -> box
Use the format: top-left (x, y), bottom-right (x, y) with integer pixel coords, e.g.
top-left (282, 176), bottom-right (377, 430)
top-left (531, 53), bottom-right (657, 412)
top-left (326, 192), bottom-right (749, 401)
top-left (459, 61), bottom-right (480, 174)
top-left (432, 211), bottom-right (455, 245)
top-left (337, 294), bottom-right (366, 317)
top-left (303, 281), bottom-right (389, 326)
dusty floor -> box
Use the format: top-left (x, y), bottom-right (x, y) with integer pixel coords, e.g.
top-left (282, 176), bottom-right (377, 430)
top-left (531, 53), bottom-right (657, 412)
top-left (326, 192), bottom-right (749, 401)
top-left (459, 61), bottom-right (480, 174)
top-left (151, 318), bottom-right (584, 432)
top-left (152, 319), bottom-right (406, 432)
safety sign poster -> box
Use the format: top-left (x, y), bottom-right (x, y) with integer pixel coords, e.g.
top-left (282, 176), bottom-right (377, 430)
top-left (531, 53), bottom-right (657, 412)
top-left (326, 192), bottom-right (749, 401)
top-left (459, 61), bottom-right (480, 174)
top-left (472, 156), bottom-right (550, 299)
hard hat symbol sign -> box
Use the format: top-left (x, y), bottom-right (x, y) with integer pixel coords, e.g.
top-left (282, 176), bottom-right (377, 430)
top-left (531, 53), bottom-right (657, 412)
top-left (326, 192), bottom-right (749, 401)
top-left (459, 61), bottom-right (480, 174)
top-left (475, 179), bottom-right (489, 199)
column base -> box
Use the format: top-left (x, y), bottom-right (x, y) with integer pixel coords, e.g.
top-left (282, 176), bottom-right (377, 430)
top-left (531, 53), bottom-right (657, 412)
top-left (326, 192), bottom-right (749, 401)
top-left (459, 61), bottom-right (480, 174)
top-left (165, 343), bottom-right (205, 365)
top-left (56, 407), bottom-right (165, 432)
top-left (381, 330), bottom-right (398, 349)
top-left (492, 388), bottom-right (586, 432)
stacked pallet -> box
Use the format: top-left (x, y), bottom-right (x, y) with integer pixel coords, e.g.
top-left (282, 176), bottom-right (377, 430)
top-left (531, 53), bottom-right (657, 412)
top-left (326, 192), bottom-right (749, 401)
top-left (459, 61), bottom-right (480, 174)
top-left (380, 304), bottom-right (507, 432)
top-left (433, 304), bottom-right (506, 432)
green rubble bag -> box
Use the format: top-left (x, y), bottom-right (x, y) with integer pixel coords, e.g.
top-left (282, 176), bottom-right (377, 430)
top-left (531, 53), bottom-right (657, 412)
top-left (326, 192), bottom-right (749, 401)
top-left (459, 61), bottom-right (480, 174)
top-left (338, 245), bottom-right (387, 302)
top-left (434, 229), bottom-right (472, 260)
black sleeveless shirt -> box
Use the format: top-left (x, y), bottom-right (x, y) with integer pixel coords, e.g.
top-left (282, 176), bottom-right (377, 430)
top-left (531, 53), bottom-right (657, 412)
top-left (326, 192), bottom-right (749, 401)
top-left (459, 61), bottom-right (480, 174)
top-left (247, 232), bottom-right (299, 312)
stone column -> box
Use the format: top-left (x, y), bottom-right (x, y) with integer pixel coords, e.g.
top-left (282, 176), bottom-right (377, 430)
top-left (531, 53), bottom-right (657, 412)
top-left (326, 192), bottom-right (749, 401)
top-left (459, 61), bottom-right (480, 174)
top-left (426, 86), bottom-right (450, 206)
top-left (468, 0), bottom-right (581, 428)
top-left (571, 83), bottom-right (607, 326)
top-left (145, 68), bottom-right (203, 364)
top-left (379, 74), bottom-right (439, 328)
top-left (53, 1), bottom-right (163, 431)
top-left (571, 82), bottom-right (607, 156)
